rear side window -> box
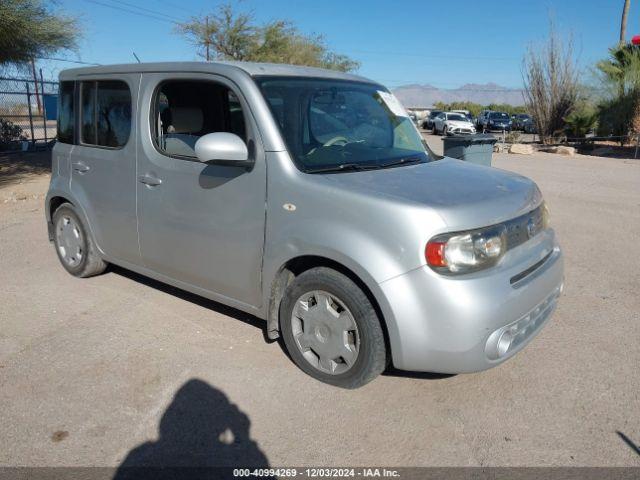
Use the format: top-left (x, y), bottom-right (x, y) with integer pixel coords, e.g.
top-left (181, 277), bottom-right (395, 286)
top-left (57, 82), bottom-right (74, 144)
top-left (80, 80), bottom-right (131, 148)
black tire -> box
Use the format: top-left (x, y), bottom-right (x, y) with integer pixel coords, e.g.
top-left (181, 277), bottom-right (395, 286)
top-left (432, 124), bottom-right (438, 135)
top-left (52, 203), bottom-right (107, 278)
top-left (279, 267), bottom-right (387, 389)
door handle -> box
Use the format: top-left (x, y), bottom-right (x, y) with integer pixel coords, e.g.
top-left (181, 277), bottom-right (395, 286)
top-left (138, 174), bottom-right (162, 186)
top-left (72, 162), bottom-right (90, 173)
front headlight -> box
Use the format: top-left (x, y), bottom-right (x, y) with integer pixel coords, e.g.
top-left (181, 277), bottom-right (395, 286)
top-left (426, 225), bottom-right (507, 274)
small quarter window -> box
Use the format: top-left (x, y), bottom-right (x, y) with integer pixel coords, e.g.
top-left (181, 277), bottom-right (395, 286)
top-left (80, 80), bottom-right (131, 148)
top-left (57, 81), bottom-right (75, 144)
top-left (152, 80), bottom-right (246, 158)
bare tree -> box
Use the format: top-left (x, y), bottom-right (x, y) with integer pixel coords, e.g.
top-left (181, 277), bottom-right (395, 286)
top-left (620, 0), bottom-right (631, 44)
top-left (523, 24), bottom-right (580, 143)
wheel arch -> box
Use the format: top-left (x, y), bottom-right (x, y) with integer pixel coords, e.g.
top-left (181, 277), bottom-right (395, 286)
top-left (46, 193), bottom-right (100, 255)
top-left (266, 255), bottom-right (393, 360)
top-left (46, 195), bottom-right (74, 240)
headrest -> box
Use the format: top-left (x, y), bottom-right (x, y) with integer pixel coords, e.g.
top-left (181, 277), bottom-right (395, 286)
top-left (166, 107), bottom-right (203, 134)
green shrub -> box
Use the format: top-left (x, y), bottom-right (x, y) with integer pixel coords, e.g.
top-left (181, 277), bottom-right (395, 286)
top-left (564, 104), bottom-right (598, 139)
top-left (596, 92), bottom-right (637, 144)
top-left (0, 118), bottom-right (27, 145)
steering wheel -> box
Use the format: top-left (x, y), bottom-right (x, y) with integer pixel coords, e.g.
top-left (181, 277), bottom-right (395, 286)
top-left (323, 136), bottom-right (349, 147)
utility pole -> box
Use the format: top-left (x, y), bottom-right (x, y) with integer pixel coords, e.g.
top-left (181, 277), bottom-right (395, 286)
top-left (620, 0), bottom-right (631, 43)
top-left (205, 15), bottom-right (210, 61)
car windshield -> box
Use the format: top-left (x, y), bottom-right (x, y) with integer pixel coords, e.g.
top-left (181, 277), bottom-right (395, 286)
top-left (490, 112), bottom-right (510, 119)
top-left (429, 111), bottom-right (442, 118)
top-left (447, 114), bottom-right (467, 121)
top-left (256, 77), bottom-right (429, 172)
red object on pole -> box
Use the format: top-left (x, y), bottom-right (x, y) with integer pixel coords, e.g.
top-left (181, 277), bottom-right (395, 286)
top-left (632, 35), bottom-right (640, 45)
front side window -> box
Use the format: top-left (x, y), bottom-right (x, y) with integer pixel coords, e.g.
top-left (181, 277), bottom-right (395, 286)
top-left (257, 77), bottom-right (428, 172)
top-left (80, 80), bottom-right (131, 148)
top-left (57, 81), bottom-right (74, 144)
top-left (152, 80), bottom-right (247, 159)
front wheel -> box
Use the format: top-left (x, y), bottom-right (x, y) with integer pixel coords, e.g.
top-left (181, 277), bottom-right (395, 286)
top-left (279, 267), bottom-right (387, 389)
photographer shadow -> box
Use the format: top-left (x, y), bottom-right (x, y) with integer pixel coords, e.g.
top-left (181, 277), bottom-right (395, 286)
top-left (114, 379), bottom-right (269, 480)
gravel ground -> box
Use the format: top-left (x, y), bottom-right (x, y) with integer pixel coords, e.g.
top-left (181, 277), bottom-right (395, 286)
top-left (0, 146), bottom-right (639, 468)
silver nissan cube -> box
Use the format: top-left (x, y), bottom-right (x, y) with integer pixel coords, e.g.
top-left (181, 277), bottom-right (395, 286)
top-left (46, 62), bottom-right (564, 388)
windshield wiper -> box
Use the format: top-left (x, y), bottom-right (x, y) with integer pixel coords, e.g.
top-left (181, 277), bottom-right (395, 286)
top-left (379, 156), bottom-right (423, 169)
top-left (305, 163), bottom-right (379, 174)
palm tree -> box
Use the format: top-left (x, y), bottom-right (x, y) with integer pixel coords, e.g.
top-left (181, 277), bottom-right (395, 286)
top-left (597, 44), bottom-right (640, 94)
top-left (597, 44), bottom-right (640, 140)
top-left (620, 0), bottom-right (631, 44)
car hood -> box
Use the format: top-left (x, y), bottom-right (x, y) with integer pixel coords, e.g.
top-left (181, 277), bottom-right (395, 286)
top-left (447, 120), bottom-right (474, 128)
top-left (322, 158), bottom-right (542, 229)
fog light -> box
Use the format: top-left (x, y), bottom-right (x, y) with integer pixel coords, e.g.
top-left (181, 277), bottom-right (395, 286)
top-left (496, 330), bottom-right (513, 357)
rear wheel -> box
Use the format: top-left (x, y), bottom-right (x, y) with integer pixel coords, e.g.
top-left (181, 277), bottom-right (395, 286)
top-left (280, 267), bottom-right (387, 389)
top-left (52, 203), bottom-right (107, 278)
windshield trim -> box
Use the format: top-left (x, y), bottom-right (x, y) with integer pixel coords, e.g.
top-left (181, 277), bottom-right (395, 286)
top-left (253, 75), bottom-right (434, 174)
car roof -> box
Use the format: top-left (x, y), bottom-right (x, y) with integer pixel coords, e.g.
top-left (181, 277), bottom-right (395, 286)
top-left (59, 61), bottom-right (377, 84)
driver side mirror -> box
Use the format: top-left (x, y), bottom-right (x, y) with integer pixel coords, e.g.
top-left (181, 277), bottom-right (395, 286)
top-left (195, 132), bottom-right (254, 168)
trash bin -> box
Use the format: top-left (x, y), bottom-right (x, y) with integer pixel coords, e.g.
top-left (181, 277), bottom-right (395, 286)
top-left (442, 134), bottom-right (497, 167)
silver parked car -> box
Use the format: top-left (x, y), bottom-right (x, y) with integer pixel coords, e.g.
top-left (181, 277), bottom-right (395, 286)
top-left (46, 62), bottom-right (564, 388)
top-left (432, 112), bottom-right (477, 136)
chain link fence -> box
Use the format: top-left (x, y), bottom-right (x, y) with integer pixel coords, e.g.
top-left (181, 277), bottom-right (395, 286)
top-left (0, 76), bottom-right (59, 152)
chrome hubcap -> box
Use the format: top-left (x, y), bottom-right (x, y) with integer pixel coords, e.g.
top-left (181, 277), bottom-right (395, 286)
top-left (55, 215), bottom-right (84, 267)
top-left (291, 290), bottom-right (360, 375)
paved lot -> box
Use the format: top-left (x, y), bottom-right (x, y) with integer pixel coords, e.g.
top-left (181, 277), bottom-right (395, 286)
top-left (0, 144), bottom-right (639, 468)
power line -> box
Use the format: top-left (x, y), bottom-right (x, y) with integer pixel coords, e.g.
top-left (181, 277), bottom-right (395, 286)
top-left (350, 49), bottom-right (519, 61)
top-left (157, 0), bottom-right (199, 16)
top-left (37, 56), bottom-right (101, 65)
top-left (104, 0), bottom-right (184, 22)
top-left (83, 0), bottom-right (180, 24)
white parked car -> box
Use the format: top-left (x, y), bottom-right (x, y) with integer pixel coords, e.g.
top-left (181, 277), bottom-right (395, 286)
top-left (433, 112), bottom-right (476, 136)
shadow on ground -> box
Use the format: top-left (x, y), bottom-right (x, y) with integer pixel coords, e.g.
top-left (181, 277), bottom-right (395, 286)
top-left (110, 265), bottom-right (270, 341)
top-left (0, 150), bottom-right (51, 188)
top-left (113, 379), bottom-right (269, 479)
top-left (617, 431), bottom-right (640, 457)
top-left (111, 266), bottom-right (457, 383)
top-left (382, 367), bottom-right (456, 380)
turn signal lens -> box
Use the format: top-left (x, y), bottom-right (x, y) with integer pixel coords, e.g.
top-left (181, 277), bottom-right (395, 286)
top-left (542, 203), bottom-right (550, 229)
top-left (425, 241), bottom-right (447, 267)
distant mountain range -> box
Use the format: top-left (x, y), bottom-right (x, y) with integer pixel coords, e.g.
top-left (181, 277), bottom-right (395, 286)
top-left (392, 83), bottom-right (526, 108)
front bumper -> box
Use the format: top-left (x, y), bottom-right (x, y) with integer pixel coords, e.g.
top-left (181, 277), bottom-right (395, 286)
top-left (447, 127), bottom-right (475, 135)
top-left (379, 229), bottom-right (564, 373)
top-left (487, 124), bottom-right (511, 131)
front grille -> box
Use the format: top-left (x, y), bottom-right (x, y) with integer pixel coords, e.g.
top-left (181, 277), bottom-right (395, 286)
top-left (503, 205), bottom-right (544, 250)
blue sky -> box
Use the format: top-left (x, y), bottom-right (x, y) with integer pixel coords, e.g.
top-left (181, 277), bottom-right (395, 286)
top-left (42, 0), bottom-right (639, 88)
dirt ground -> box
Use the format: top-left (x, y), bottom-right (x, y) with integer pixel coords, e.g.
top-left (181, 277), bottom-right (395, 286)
top-left (0, 146), bottom-right (639, 468)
